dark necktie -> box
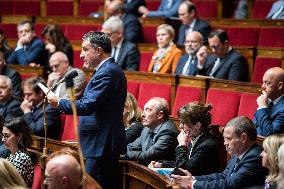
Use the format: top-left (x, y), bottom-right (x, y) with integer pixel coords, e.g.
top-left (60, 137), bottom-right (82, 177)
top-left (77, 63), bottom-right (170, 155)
top-left (146, 131), bottom-right (155, 150)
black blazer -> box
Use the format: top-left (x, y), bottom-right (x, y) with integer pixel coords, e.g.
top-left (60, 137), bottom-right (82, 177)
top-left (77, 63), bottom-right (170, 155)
top-left (174, 54), bottom-right (198, 76)
top-left (0, 97), bottom-right (23, 120)
top-left (121, 13), bottom-right (144, 43)
top-left (116, 39), bottom-right (140, 71)
top-left (125, 121), bottom-right (144, 144)
top-left (197, 49), bottom-right (248, 82)
top-left (177, 18), bottom-right (211, 47)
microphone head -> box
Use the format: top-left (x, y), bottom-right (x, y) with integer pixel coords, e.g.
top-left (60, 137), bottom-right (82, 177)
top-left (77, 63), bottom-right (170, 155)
top-left (65, 70), bottom-right (78, 80)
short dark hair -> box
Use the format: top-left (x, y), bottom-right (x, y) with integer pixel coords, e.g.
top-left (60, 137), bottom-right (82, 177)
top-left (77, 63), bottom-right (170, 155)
top-left (82, 31), bottom-right (112, 53)
top-left (209, 29), bottom-right (229, 43)
top-left (183, 1), bottom-right (196, 14)
top-left (4, 117), bottom-right (33, 149)
top-left (18, 20), bottom-right (34, 31)
top-left (22, 76), bottom-right (46, 94)
top-left (152, 97), bottom-right (170, 121)
top-left (225, 116), bottom-right (257, 141)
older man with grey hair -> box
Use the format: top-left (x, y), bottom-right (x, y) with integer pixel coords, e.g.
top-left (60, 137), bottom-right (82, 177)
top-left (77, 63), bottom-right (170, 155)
top-left (102, 16), bottom-right (140, 71)
top-left (0, 75), bottom-right (22, 120)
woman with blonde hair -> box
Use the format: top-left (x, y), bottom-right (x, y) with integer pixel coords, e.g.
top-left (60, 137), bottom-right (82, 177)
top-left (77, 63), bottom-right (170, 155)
top-left (0, 158), bottom-right (27, 189)
top-left (261, 134), bottom-right (284, 189)
top-left (277, 143), bottom-right (284, 189)
top-left (123, 92), bottom-right (143, 144)
top-left (148, 24), bottom-right (182, 74)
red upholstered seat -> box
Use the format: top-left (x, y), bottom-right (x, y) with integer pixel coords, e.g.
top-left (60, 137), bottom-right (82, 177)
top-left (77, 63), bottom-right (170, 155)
top-left (238, 93), bottom-right (258, 120)
top-left (64, 24), bottom-right (101, 41)
top-left (258, 28), bottom-right (284, 48)
top-left (79, 0), bottom-right (104, 16)
top-left (146, 1), bottom-right (160, 10)
top-left (227, 27), bottom-right (260, 47)
top-left (137, 82), bottom-right (171, 111)
top-left (140, 52), bottom-right (153, 71)
top-left (73, 50), bottom-right (84, 68)
top-left (143, 26), bottom-right (157, 43)
top-left (0, 23), bottom-right (18, 39)
top-left (172, 86), bottom-right (202, 117)
top-left (0, 1), bottom-right (13, 15)
top-left (251, 57), bottom-right (282, 84)
top-left (206, 89), bottom-right (241, 126)
top-left (46, 0), bottom-right (74, 16)
top-left (127, 81), bottom-right (140, 100)
top-left (252, 0), bottom-right (274, 19)
top-left (192, 0), bottom-right (217, 18)
top-left (31, 164), bottom-right (41, 189)
top-left (13, 0), bottom-right (40, 16)
top-left (60, 114), bottom-right (78, 141)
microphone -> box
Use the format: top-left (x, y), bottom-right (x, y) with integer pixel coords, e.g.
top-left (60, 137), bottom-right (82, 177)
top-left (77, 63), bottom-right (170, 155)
top-left (48, 70), bottom-right (78, 94)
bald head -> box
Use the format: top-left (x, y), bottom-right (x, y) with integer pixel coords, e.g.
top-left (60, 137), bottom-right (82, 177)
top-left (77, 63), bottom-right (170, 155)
top-left (45, 154), bottom-right (81, 189)
top-left (262, 67), bottom-right (284, 100)
top-left (49, 51), bottom-right (69, 76)
top-left (184, 31), bottom-right (203, 55)
top-left (107, 0), bottom-right (124, 17)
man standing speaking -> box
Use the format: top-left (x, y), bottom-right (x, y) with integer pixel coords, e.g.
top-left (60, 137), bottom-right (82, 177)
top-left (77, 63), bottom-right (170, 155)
top-left (48, 31), bottom-right (127, 189)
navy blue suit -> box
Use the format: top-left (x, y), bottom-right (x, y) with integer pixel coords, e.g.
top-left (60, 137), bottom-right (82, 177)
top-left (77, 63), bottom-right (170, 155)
top-left (177, 19), bottom-right (212, 47)
top-left (0, 65), bottom-right (22, 97)
top-left (7, 37), bottom-right (47, 66)
top-left (194, 144), bottom-right (268, 189)
top-left (121, 13), bottom-right (144, 43)
top-left (0, 97), bottom-right (23, 120)
top-left (58, 58), bottom-right (127, 189)
top-left (254, 97), bottom-right (284, 137)
top-left (174, 55), bottom-right (198, 76)
top-left (116, 39), bottom-right (140, 71)
top-left (124, 0), bottom-right (146, 16)
top-left (197, 49), bottom-right (248, 82)
top-left (147, 0), bottom-right (182, 18)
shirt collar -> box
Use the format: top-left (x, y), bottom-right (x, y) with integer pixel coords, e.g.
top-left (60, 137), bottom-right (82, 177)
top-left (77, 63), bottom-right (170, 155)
top-left (189, 18), bottom-right (197, 29)
top-left (273, 94), bottom-right (284, 105)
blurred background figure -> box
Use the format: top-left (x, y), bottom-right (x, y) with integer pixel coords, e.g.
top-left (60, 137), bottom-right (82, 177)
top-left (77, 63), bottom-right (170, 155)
top-left (42, 24), bottom-right (74, 66)
top-left (123, 92), bottom-right (143, 144)
top-left (0, 29), bottom-right (12, 61)
top-left (2, 117), bottom-right (34, 187)
top-left (148, 24), bottom-right (182, 74)
top-left (0, 115), bottom-right (10, 158)
top-left (149, 102), bottom-right (219, 176)
top-left (260, 134), bottom-right (284, 189)
top-left (267, 0), bottom-right (284, 19)
top-left (277, 143), bottom-right (284, 189)
top-left (0, 158), bottom-right (28, 189)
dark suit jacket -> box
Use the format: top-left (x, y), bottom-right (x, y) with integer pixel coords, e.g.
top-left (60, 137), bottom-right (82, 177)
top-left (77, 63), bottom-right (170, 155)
top-left (0, 97), bottom-right (23, 120)
top-left (177, 18), bottom-right (212, 47)
top-left (117, 39), bottom-right (140, 71)
top-left (194, 144), bottom-right (268, 189)
top-left (124, 0), bottom-right (146, 17)
top-left (59, 58), bottom-right (127, 158)
top-left (121, 13), bottom-right (144, 43)
top-left (0, 65), bottom-right (22, 97)
top-left (22, 102), bottom-right (61, 140)
top-left (254, 96), bottom-right (284, 137)
top-left (147, 0), bottom-right (182, 18)
top-left (125, 121), bottom-right (144, 144)
top-left (197, 49), bottom-right (248, 82)
top-left (7, 37), bottom-right (47, 66)
top-left (174, 55), bottom-right (198, 76)
top-left (126, 120), bottom-right (179, 165)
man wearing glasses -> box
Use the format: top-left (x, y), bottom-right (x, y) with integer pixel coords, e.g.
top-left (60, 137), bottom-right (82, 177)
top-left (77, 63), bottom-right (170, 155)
top-left (196, 29), bottom-right (248, 82)
top-left (7, 20), bottom-right (47, 67)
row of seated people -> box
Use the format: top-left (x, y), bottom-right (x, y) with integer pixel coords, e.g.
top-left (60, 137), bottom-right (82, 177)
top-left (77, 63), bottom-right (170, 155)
top-left (0, 0), bottom-right (283, 20)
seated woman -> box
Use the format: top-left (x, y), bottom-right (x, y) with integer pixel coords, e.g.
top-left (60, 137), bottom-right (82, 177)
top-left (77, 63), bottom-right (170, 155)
top-left (261, 134), bottom-right (284, 189)
top-left (2, 117), bottom-right (34, 187)
top-left (124, 92), bottom-right (143, 144)
top-left (148, 24), bottom-right (182, 74)
top-left (0, 158), bottom-right (28, 189)
top-left (149, 102), bottom-right (219, 176)
top-left (41, 24), bottom-right (74, 66)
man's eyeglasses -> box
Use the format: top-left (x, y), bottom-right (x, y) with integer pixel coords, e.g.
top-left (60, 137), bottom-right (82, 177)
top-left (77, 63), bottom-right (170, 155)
top-left (44, 176), bottom-right (63, 184)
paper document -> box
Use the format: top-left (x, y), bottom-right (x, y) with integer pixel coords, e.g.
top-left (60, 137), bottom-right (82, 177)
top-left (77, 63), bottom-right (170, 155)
top-left (37, 83), bottom-right (57, 97)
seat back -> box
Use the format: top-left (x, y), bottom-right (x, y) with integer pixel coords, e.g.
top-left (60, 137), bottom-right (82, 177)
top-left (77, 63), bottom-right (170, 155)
top-left (46, 0), bottom-right (74, 16)
top-left (252, 0), bottom-right (274, 19)
top-left (192, 0), bottom-right (217, 18)
top-left (140, 52), bottom-right (153, 72)
top-left (258, 27), bottom-right (284, 48)
top-left (227, 27), bottom-right (260, 47)
top-left (238, 93), bottom-right (259, 120)
top-left (31, 164), bottom-right (42, 189)
top-left (127, 81), bottom-right (140, 100)
top-left (60, 114), bottom-right (78, 141)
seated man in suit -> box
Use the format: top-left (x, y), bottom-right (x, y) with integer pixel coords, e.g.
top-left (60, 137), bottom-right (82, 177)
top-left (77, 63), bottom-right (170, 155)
top-left (196, 29), bottom-right (248, 81)
top-left (0, 51), bottom-right (22, 97)
top-left (101, 16), bottom-right (140, 71)
top-left (124, 0), bottom-right (146, 17)
top-left (7, 20), bottom-right (47, 67)
top-left (267, 0), bottom-right (284, 19)
top-left (172, 116), bottom-right (268, 189)
top-left (125, 97), bottom-right (179, 166)
top-left (254, 67), bottom-right (284, 137)
top-left (47, 51), bottom-right (86, 99)
top-left (138, 0), bottom-right (183, 18)
top-left (175, 31), bottom-right (203, 76)
top-left (21, 77), bottom-right (61, 139)
top-left (107, 0), bottom-right (144, 43)
top-left (176, 1), bottom-right (211, 47)
top-left (0, 75), bottom-right (22, 120)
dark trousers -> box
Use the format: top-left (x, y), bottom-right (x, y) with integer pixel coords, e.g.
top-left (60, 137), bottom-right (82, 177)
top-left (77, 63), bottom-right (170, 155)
top-left (86, 156), bottom-right (120, 189)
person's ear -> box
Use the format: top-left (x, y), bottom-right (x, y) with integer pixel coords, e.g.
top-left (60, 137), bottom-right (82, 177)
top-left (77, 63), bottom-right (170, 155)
top-left (241, 133), bottom-right (247, 143)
